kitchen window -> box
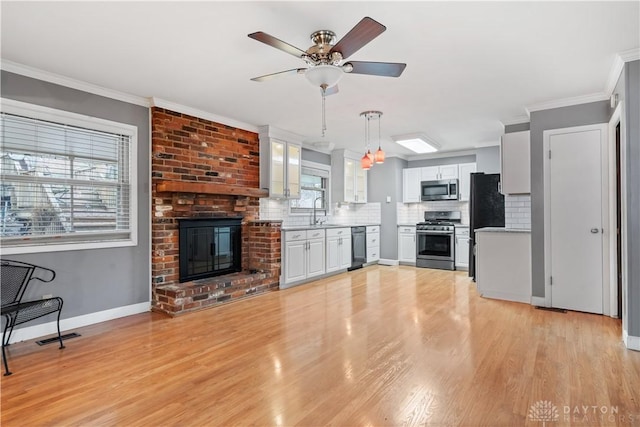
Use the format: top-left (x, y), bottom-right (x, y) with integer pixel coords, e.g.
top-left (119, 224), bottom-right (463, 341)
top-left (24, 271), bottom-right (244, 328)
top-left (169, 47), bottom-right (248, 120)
top-left (0, 99), bottom-right (137, 254)
top-left (290, 163), bottom-right (330, 215)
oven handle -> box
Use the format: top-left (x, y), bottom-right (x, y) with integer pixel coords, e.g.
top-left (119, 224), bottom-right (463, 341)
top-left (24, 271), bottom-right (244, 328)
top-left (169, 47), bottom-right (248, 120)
top-left (416, 230), bottom-right (454, 235)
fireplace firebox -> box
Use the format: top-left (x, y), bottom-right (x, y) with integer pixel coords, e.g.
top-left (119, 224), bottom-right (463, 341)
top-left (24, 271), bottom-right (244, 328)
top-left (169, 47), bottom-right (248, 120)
top-left (179, 217), bottom-right (242, 282)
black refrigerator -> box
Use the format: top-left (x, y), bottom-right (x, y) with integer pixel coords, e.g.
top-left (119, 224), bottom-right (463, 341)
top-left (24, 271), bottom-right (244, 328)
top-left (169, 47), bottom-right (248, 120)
top-left (468, 173), bottom-right (505, 280)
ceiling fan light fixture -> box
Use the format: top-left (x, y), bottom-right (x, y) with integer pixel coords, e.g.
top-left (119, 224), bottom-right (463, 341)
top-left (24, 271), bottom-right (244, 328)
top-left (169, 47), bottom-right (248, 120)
top-left (305, 65), bottom-right (344, 88)
top-left (392, 133), bottom-right (440, 154)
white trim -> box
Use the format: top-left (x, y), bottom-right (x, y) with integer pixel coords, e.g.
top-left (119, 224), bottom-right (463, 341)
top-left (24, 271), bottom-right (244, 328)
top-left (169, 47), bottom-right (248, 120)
top-left (406, 149), bottom-right (479, 161)
top-left (379, 258), bottom-right (399, 266)
top-left (147, 108), bottom-right (153, 303)
top-left (608, 104), bottom-right (622, 318)
top-left (543, 124), bottom-right (609, 312)
top-left (526, 92), bottom-right (610, 114)
top-left (623, 331), bottom-right (640, 351)
top-left (258, 125), bottom-right (304, 145)
top-left (150, 97), bottom-right (259, 133)
top-left (500, 115), bottom-right (531, 126)
top-left (0, 60), bottom-right (150, 107)
top-left (7, 302), bottom-right (150, 344)
top-left (605, 48), bottom-right (640, 96)
top-left (531, 296), bottom-right (547, 307)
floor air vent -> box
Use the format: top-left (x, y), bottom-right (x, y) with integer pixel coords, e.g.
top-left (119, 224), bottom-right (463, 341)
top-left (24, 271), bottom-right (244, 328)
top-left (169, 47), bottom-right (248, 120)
top-left (36, 332), bottom-right (81, 346)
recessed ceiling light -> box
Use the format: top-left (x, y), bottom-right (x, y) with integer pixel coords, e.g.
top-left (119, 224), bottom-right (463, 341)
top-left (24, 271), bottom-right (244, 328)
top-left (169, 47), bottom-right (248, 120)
top-left (391, 133), bottom-right (440, 153)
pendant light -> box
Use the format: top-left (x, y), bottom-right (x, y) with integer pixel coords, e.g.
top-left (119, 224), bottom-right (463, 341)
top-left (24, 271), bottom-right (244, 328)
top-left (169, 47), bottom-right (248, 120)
top-left (360, 111), bottom-right (384, 169)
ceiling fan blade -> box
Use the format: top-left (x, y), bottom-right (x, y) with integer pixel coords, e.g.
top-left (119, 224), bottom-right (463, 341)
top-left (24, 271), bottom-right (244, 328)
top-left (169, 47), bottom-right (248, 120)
top-left (248, 32), bottom-right (307, 58)
top-left (346, 61), bottom-right (407, 77)
top-left (322, 85), bottom-right (339, 96)
top-left (330, 17), bottom-right (386, 60)
top-left (251, 68), bottom-right (307, 82)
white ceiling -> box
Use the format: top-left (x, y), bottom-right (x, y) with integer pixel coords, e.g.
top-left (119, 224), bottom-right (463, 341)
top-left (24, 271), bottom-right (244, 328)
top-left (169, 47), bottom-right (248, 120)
top-left (1, 2), bottom-right (638, 157)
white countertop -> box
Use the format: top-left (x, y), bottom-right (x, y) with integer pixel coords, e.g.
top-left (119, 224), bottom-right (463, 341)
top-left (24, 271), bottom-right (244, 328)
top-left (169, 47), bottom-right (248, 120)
top-left (281, 223), bottom-right (380, 231)
top-left (475, 227), bottom-right (531, 233)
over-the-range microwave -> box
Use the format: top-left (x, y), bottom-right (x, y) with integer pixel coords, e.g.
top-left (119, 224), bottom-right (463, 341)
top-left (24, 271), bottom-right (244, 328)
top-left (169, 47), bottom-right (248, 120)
top-left (421, 179), bottom-right (459, 201)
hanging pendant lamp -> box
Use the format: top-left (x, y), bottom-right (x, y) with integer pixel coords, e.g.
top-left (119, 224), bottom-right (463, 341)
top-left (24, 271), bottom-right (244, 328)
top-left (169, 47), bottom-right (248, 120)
top-left (360, 111), bottom-right (384, 169)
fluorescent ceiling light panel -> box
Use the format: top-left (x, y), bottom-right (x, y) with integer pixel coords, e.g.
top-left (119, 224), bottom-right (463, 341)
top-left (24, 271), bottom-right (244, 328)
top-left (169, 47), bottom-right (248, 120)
top-left (392, 134), bottom-right (440, 153)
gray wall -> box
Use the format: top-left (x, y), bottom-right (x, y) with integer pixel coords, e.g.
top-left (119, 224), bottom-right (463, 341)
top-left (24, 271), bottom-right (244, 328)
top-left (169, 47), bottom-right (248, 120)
top-left (368, 157), bottom-right (406, 260)
top-left (505, 122), bottom-right (531, 133)
top-left (618, 61), bottom-right (640, 337)
top-left (1, 71), bottom-right (151, 326)
top-left (408, 154), bottom-right (476, 168)
top-left (475, 146), bottom-right (501, 173)
top-left (302, 147), bottom-right (331, 165)
top-left (529, 100), bottom-right (611, 298)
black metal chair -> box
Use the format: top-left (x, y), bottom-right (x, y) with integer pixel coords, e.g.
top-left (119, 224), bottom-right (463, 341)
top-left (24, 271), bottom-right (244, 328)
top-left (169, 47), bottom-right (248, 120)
top-left (1, 259), bottom-right (65, 376)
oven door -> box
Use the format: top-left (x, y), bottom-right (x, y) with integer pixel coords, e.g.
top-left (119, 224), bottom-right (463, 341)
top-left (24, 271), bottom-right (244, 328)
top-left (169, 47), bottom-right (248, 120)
top-left (416, 230), bottom-right (454, 261)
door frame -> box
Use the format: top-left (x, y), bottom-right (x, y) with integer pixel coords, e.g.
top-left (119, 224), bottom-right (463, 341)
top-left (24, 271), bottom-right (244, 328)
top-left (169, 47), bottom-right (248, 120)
top-left (543, 123), bottom-right (610, 313)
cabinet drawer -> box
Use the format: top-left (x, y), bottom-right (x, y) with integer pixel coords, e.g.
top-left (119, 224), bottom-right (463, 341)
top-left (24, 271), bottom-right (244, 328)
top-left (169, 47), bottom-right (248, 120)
top-left (306, 229), bottom-right (325, 240)
top-left (366, 233), bottom-right (380, 248)
top-left (366, 225), bottom-right (379, 234)
top-left (326, 227), bottom-right (350, 238)
top-left (455, 227), bottom-right (470, 237)
top-left (284, 230), bottom-right (307, 242)
top-left (367, 250), bottom-right (379, 262)
top-left (398, 226), bottom-right (416, 234)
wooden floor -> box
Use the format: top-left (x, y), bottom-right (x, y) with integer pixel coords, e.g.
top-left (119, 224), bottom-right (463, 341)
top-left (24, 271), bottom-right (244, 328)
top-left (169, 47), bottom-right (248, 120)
top-left (2, 265), bottom-right (639, 426)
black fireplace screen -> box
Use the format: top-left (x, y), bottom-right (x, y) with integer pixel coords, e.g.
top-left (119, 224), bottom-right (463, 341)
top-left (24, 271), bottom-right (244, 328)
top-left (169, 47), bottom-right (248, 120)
top-left (179, 218), bottom-right (242, 282)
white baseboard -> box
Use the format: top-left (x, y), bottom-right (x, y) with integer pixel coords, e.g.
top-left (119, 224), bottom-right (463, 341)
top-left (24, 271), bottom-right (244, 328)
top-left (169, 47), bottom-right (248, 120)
top-left (8, 302), bottom-right (150, 344)
top-left (379, 259), bottom-right (399, 266)
top-left (480, 290), bottom-right (531, 304)
top-left (531, 296), bottom-right (548, 307)
top-left (623, 330), bottom-right (640, 351)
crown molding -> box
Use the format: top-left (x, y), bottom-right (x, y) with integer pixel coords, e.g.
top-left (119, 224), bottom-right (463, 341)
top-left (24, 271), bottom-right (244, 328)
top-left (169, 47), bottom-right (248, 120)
top-left (525, 92), bottom-right (609, 114)
top-left (257, 125), bottom-right (305, 144)
top-left (500, 115), bottom-right (530, 126)
top-left (605, 47), bottom-right (640, 96)
top-left (406, 148), bottom-right (479, 161)
top-left (0, 60), bottom-right (151, 107)
top-left (151, 97), bottom-right (259, 133)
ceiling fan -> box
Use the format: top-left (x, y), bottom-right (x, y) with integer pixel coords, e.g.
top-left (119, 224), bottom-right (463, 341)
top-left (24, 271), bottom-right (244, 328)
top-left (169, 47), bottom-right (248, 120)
top-left (248, 17), bottom-right (407, 95)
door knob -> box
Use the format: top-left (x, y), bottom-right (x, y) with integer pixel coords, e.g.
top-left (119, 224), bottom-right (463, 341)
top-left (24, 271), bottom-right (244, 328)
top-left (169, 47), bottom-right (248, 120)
top-left (590, 228), bottom-right (599, 234)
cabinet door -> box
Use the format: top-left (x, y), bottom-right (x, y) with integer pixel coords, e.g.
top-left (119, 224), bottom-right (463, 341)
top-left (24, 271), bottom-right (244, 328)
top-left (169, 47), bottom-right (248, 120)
top-left (439, 164), bottom-right (459, 180)
top-left (284, 240), bottom-right (306, 283)
top-left (458, 163), bottom-right (477, 202)
top-left (344, 158), bottom-right (356, 203)
top-left (326, 236), bottom-right (340, 273)
top-left (355, 167), bottom-right (367, 203)
top-left (307, 238), bottom-right (325, 278)
top-left (398, 232), bottom-right (416, 263)
top-left (421, 166), bottom-right (439, 181)
top-left (339, 236), bottom-right (352, 269)
top-left (455, 236), bottom-right (470, 268)
top-left (287, 143), bottom-right (301, 199)
top-left (402, 168), bottom-right (422, 203)
top-left (501, 130), bottom-right (530, 194)
top-left (270, 140), bottom-right (286, 198)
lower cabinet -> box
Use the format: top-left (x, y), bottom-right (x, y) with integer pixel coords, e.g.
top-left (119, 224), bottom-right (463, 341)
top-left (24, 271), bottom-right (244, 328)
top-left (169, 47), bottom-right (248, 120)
top-left (398, 226), bottom-right (416, 264)
top-left (326, 228), bottom-right (352, 273)
top-left (366, 225), bottom-right (380, 263)
top-left (455, 226), bottom-right (470, 270)
top-left (283, 229), bottom-right (326, 285)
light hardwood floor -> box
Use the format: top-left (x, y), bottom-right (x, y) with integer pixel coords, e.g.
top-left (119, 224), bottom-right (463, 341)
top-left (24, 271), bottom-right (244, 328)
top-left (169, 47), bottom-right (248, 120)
top-left (2, 266), bottom-right (639, 426)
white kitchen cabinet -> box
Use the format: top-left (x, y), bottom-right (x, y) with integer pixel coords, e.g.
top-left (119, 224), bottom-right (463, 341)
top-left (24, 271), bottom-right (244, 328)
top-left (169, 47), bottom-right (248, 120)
top-left (475, 229), bottom-right (531, 303)
top-left (402, 168), bottom-right (422, 203)
top-left (283, 229), bottom-right (325, 285)
top-left (458, 162), bottom-right (477, 202)
top-left (326, 228), bottom-right (352, 273)
top-left (332, 150), bottom-right (367, 204)
top-left (398, 226), bottom-right (416, 264)
top-left (501, 130), bottom-right (530, 194)
top-left (421, 165), bottom-right (458, 181)
top-left (259, 126), bottom-right (302, 199)
top-left (455, 226), bottom-right (470, 270)
top-left (366, 225), bottom-right (380, 263)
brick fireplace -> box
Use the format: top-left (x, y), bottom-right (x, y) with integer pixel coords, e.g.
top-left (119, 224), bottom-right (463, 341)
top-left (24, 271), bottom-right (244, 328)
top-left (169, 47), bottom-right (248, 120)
top-left (151, 107), bottom-right (281, 316)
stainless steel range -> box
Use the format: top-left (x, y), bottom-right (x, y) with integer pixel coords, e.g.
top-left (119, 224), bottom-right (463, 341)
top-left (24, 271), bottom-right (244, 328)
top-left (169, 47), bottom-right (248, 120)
top-left (416, 211), bottom-right (461, 270)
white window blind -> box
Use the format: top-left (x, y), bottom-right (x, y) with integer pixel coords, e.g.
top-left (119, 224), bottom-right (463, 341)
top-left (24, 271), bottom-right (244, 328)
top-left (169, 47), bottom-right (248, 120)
top-left (0, 101), bottom-right (136, 252)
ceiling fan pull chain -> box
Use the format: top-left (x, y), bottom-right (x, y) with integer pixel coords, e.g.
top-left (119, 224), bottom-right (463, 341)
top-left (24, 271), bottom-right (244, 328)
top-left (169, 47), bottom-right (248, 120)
top-left (321, 88), bottom-right (327, 137)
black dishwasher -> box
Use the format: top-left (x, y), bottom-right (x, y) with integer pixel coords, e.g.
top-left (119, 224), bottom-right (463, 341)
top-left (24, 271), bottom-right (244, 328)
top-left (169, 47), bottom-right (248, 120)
top-left (349, 226), bottom-right (367, 271)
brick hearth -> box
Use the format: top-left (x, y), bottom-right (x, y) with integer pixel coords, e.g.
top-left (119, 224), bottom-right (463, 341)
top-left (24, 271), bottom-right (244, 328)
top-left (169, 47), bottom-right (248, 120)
top-left (151, 107), bottom-right (281, 316)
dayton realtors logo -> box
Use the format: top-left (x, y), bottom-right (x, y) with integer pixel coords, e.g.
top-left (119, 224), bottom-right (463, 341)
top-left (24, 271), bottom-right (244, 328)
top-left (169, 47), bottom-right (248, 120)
top-left (529, 400), bottom-right (560, 426)
top-left (529, 400), bottom-right (637, 425)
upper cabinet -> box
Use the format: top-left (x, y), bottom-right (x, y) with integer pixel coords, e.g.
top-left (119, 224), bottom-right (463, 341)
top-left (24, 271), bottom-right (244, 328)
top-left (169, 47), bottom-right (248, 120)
top-left (259, 126), bottom-right (302, 199)
top-left (458, 162), bottom-right (477, 202)
top-left (421, 164), bottom-right (458, 181)
top-left (402, 168), bottom-right (422, 203)
top-left (332, 150), bottom-right (367, 204)
top-left (500, 130), bottom-right (530, 194)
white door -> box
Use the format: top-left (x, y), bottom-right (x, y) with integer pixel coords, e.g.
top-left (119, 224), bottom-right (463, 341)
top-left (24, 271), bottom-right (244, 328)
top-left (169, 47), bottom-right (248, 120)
top-left (421, 166), bottom-right (439, 181)
top-left (548, 127), bottom-right (604, 313)
top-left (344, 159), bottom-right (356, 203)
top-left (326, 236), bottom-right (340, 273)
top-left (355, 167), bottom-right (367, 203)
top-left (458, 163), bottom-right (476, 202)
top-left (403, 168), bottom-right (422, 203)
top-left (398, 232), bottom-right (416, 263)
top-left (285, 240), bottom-right (306, 283)
top-left (307, 238), bottom-right (325, 278)
top-left (439, 164), bottom-right (459, 180)
top-left (340, 236), bottom-right (352, 269)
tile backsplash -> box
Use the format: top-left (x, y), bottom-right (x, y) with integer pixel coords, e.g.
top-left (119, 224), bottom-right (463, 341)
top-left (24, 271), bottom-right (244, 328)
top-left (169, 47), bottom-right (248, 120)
top-left (504, 195), bottom-right (531, 229)
top-left (259, 198), bottom-right (381, 227)
top-left (397, 201), bottom-right (470, 225)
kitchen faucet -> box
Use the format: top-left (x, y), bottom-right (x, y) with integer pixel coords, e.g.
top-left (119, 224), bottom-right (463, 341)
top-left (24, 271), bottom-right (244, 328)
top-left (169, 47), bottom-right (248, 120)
top-left (312, 196), bottom-right (324, 226)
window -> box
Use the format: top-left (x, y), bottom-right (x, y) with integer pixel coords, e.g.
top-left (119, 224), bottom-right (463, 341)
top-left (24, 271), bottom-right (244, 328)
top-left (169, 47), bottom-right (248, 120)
top-left (0, 99), bottom-right (137, 254)
top-left (290, 164), bottom-right (330, 214)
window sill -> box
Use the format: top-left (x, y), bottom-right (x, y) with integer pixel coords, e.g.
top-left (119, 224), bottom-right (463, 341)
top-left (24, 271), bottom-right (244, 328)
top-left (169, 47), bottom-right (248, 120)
top-left (0, 238), bottom-right (138, 255)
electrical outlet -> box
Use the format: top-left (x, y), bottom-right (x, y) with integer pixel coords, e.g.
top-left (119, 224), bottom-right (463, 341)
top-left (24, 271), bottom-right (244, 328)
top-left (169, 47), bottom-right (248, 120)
top-left (42, 294), bottom-right (53, 299)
